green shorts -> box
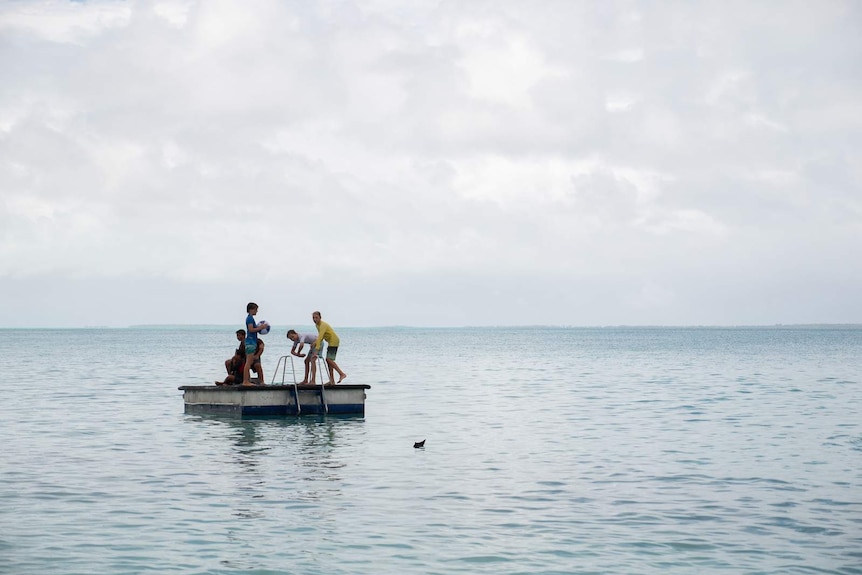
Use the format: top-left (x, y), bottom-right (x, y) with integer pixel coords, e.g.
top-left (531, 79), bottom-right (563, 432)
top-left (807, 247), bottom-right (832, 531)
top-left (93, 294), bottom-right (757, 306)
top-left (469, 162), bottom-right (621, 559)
top-left (326, 346), bottom-right (338, 360)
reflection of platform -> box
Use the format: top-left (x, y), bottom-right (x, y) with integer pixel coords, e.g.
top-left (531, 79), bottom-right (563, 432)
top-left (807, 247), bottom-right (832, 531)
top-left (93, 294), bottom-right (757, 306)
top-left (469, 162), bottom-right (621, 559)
top-left (178, 384), bottom-right (371, 417)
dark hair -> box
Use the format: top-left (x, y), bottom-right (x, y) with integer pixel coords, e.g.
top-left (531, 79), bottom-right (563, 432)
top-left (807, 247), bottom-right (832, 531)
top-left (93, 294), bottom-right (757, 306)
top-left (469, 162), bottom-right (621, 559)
top-left (236, 329), bottom-right (245, 336)
top-left (286, 329), bottom-right (297, 337)
top-left (247, 302), bottom-right (258, 312)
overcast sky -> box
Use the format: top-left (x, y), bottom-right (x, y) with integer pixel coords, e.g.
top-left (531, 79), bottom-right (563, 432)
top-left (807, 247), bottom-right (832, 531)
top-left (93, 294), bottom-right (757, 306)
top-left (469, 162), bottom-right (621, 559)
top-left (1, 0), bottom-right (860, 328)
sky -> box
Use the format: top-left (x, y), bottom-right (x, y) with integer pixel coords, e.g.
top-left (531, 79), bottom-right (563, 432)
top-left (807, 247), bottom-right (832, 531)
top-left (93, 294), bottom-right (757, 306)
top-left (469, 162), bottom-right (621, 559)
top-left (1, 0), bottom-right (860, 328)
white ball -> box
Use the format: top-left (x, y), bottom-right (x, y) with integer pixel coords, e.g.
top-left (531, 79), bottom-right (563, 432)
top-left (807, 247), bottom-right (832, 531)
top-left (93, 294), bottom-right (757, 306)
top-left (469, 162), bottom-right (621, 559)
top-left (258, 321), bottom-right (270, 335)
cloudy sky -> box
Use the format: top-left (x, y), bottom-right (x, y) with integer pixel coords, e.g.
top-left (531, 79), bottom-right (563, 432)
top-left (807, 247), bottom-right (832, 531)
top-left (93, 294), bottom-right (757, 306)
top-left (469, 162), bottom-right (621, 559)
top-left (1, 0), bottom-right (860, 328)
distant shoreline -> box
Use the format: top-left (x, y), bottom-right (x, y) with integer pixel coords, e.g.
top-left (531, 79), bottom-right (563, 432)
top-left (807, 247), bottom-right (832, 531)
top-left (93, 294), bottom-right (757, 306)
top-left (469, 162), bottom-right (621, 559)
top-left (3, 324), bottom-right (862, 330)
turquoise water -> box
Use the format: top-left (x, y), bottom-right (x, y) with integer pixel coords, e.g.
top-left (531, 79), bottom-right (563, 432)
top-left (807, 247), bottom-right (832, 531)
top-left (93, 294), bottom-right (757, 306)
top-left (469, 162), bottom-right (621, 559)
top-left (2, 326), bottom-right (861, 574)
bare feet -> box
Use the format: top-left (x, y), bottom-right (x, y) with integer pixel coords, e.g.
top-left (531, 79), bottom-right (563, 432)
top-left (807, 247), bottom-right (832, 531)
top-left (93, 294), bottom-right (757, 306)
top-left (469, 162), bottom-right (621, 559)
top-left (299, 380), bottom-right (307, 385)
top-left (240, 381), bottom-right (254, 387)
top-left (337, 373), bottom-right (347, 383)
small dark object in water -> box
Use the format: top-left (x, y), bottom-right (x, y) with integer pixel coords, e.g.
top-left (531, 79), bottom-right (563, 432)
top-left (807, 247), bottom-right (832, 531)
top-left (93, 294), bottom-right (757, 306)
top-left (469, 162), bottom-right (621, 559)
top-left (414, 440), bottom-right (425, 448)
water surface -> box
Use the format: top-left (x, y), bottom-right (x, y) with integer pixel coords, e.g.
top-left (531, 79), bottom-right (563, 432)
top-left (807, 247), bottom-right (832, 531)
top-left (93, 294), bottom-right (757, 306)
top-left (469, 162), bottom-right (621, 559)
top-left (2, 326), bottom-right (860, 574)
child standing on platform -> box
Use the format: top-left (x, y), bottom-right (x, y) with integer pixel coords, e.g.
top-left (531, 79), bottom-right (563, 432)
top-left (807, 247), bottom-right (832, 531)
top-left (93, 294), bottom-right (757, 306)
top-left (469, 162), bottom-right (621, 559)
top-left (242, 302), bottom-right (268, 386)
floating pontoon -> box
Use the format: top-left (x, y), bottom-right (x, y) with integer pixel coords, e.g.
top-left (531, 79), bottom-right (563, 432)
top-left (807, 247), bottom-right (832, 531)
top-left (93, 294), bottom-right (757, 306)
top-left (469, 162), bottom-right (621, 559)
top-left (179, 355), bottom-right (370, 417)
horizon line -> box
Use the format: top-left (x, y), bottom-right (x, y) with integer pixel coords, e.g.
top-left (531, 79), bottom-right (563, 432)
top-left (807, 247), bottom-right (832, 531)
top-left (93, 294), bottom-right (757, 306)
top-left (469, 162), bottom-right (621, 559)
top-left (4, 323), bottom-right (862, 330)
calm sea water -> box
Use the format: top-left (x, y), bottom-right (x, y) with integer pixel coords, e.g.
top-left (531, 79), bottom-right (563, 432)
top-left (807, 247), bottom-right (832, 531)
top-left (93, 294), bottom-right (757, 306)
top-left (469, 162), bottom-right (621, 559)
top-left (2, 326), bottom-right (861, 574)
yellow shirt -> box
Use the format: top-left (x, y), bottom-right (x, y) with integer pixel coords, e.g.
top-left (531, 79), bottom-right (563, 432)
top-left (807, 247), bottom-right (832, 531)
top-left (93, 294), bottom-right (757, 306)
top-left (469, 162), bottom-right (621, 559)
top-left (314, 320), bottom-right (340, 348)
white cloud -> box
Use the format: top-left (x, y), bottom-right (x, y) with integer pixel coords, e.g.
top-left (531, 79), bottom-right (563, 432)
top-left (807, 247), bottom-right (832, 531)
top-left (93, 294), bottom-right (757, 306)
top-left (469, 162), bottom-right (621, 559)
top-left (460, 36), bottom-right (567, 108)
top-left (153, 0), bottom-right (193, 28)
top-left (0, 0), bottom-right (130, 43)
top-left (0, 0), bottom-right (860, 326)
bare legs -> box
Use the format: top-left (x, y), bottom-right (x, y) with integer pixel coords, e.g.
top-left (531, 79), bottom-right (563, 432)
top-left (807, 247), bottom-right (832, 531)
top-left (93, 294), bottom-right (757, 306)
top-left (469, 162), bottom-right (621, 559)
top-left (326, 359), bottom-right (346, 385)
top-left (242, 358), bottom-right (253, 386)
top-left (253, 361), bottom-right (264, 385)
top-left (300, 358), bottom-right (310, 385)
top-left (300, 355), bottom-right (317, 385)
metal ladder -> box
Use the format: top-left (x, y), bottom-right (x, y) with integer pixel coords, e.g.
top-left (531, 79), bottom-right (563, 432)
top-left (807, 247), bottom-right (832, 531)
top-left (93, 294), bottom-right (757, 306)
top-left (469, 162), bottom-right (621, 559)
top-left (271, 354), bottom-right (328, 415)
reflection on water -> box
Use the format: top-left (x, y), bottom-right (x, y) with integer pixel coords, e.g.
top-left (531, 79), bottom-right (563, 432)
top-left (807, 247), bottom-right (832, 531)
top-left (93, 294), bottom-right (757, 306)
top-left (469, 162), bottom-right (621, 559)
top-left (183, 414), bottom-right (366, 522)
top-left (5, 327), bottom-right (860, 575)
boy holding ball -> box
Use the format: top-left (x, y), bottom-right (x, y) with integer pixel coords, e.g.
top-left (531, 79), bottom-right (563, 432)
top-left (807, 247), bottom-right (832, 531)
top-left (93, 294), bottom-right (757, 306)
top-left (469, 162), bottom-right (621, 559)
top-left (242, 302), bottom-right (268, 386)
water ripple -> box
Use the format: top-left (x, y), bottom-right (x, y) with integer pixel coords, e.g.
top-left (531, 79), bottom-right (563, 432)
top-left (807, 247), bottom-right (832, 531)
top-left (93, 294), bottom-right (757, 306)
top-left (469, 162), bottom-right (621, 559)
top-left (2, 326), bottom-right (861, 574)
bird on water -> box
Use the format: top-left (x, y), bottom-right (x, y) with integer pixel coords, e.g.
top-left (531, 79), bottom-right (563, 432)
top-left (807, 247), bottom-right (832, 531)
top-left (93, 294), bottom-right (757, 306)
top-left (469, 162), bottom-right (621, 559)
top-left (414, 440), bottom-right (425, 448)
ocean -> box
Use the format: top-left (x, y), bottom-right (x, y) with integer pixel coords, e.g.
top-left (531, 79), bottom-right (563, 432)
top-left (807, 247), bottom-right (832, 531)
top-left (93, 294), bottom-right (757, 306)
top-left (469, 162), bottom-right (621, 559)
top-left (2, 326), bottom-right (860, 574)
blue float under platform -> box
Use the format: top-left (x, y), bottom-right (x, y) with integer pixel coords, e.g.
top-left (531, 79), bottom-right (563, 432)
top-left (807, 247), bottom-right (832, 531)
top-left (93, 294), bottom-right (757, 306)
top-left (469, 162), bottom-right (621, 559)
top-left (178, 383), bottom-right (370, 417)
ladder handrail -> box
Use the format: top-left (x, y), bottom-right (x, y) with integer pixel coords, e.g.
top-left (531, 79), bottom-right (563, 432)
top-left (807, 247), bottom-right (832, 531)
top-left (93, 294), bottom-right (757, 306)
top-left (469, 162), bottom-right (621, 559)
top-left (271, 355), bottom-right (302, 414)
top-left (270, 355), bottom-right (291, 385)
top-left (270, 354), bottom-right (327, 415)
top-left (317, 354), bottom-right (328, 414)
